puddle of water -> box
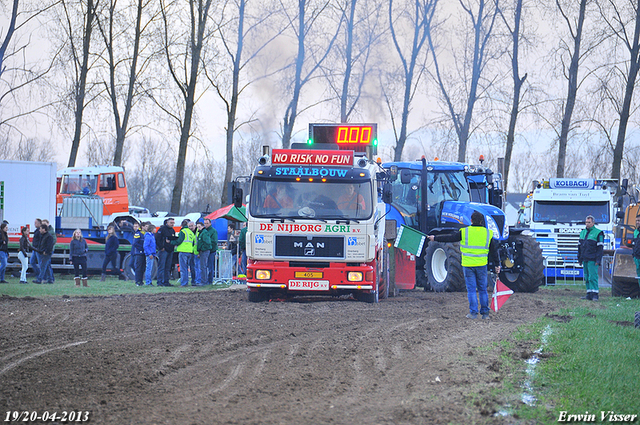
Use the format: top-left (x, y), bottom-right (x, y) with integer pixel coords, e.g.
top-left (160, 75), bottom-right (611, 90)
top-left (520, 324), bottom-right (553, 407)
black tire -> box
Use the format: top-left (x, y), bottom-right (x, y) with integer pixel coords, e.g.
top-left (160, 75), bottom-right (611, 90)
top-left (123, 254), bottom-right (157, 281)
top-left (611, 276), bottom-right (640, 298)
top-left (379, 245), bottom-right (390, 300)
top-left (499, 234), bottom-right (544, 293)
top-left (635, 311), bottom-right (640, 329)
top-left (424, 242), bottom-right (465, 292)
top-left (247, 290), bottom-right (266, 303)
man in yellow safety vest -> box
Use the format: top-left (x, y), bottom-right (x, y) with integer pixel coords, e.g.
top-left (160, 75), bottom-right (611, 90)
top-left (428, 211), bottom-right (500, 319)
top-left (172, 219), bottom-right (196, 287)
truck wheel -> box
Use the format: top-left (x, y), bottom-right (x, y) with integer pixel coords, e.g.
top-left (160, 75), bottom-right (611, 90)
top-left (611, 276), bottom-right (640, 298)
top-left (247, 290), bottom-right (266, 303)
top-left (499, 234), bottom-right (544, 293)
top-left (424, 242), bottom-right (464, 292)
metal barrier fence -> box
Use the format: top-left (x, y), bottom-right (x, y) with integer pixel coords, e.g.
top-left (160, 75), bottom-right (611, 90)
top-left (543, 254), bottom-right (613, 286)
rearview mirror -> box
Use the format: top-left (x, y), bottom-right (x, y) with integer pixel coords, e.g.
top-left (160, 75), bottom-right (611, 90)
top-left (382, 183), bottom-right (393, 204)
top-left (400, 169), bottom-right (412, 184)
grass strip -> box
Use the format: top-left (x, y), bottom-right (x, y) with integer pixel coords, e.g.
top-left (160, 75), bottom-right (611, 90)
top-left (512, 292), bottom-right (640, 422)
top-left (0, 274), bottom-right (235, 298)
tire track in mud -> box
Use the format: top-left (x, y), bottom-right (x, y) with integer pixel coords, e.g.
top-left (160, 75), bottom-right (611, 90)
top-left (0, 341), bottom-right (88, 376)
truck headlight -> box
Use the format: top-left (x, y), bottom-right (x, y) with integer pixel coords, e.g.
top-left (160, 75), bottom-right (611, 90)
top-left (256, 270), bottom-right (271, 280)
top-left (348, 271), bottom-right (363, 281)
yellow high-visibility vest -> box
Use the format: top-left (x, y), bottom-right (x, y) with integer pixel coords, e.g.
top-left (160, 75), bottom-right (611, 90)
top-left (460, 226), bottom-right (493, 267)
top-left (175, 228), bottom-right (196, 253)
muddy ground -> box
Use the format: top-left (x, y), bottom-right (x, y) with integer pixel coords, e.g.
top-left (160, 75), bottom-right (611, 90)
top-left (0, 286), bottom-right (576, 424)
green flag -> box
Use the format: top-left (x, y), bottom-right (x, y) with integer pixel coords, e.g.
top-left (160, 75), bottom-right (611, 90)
top-left (394, 225), bottom-right (427, 256)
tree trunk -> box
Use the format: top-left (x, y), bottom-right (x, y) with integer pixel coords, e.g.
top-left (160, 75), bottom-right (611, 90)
top-left (556, 0), bottom-right (586, 178)
top-left (221, 0), bottom-right (245, 207)
top-left (281, 0), bottom-right (306, 149)
top-left (611, 0), bottom-right (640, 181)
top-left (68, 0), bottom-right (96, 167)
top-left (503, 0), bottom-right (525, 191)
top-left (113, 0), bottom-right (144, 166)
top-left (340, 0), bottom-right (356, 123)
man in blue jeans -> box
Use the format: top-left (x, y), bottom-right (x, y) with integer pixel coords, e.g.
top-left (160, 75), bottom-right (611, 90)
top-left (428, 211), bottom-right (500, 319)
top-left (34, 225), bottom-right (55, 284)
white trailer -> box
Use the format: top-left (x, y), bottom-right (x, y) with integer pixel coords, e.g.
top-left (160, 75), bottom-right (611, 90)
top-left (0, 160), bottom-right (57, 239)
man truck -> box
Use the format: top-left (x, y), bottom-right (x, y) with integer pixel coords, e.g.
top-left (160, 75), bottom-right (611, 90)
top-left (238, 123), bottom-right (392, 303)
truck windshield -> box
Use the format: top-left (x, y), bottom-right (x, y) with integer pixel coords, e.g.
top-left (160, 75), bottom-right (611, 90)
top-left (533, 201), bottom-right (610, 224)
top-left (60, 175), bottom-right (98, 195)
top-left (250, 179), bottom-right (373, 220)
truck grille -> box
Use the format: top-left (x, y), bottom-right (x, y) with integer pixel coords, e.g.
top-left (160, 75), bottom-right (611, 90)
top-left (275, 235), bottom-right (345, 259)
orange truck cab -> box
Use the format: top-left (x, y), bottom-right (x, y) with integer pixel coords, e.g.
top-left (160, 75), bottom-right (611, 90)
top-left (57, 166), bottom-right (129, 218)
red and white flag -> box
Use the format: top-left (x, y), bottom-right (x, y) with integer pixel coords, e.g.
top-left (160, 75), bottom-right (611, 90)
top-left (491, 279), bottom-right (514, 312)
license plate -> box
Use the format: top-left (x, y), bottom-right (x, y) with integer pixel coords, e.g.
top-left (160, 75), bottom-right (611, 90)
top-left (294, 271), bottom-right (323, 278)
top-left (288, 280), bottom-right (330, 291)
top-left (560, 270), bottom-right (580, 276)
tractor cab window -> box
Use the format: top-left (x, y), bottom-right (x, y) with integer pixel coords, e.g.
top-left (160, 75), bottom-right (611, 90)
top-left (60, 174), bottom-right (98, 195)
top-left (426, 171), bottom-right (470, 205)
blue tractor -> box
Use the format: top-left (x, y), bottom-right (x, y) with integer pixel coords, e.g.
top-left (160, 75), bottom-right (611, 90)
top-left (383, 158), bottom-right (544, 293)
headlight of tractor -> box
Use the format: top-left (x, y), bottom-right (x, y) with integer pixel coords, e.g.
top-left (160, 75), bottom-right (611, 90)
top-left (503, 220), bottom-right (509, 239)
top-left (486, 216), bottom-right (499, 239)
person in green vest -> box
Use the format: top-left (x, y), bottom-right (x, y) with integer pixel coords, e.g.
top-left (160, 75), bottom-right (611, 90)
top-left (172, 219), bottom-right (196, 287)
top-left (196, 220), bottom-right (212, 285)
top-left (578, 215), bottom-right (604, 301)
top-left (428, 211), bottom-right (500, 319)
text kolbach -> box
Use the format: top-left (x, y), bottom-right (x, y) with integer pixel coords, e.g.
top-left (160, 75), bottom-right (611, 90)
top-left (272, 149), bottom-right (353, 165)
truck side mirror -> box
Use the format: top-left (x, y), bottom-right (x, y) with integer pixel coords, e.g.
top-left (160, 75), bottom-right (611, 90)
top-left (616, 210), bottom-right (625, 219)
top-left (382, 183), bottom-right (393, 204)
top-left (400, 170), bottom-right (412, 184)
top-left (232, 185), bottom-right (243, 208)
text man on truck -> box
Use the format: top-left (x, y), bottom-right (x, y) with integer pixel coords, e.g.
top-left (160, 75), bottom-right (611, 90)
top-left (240, 123), bottom-right (392, 303)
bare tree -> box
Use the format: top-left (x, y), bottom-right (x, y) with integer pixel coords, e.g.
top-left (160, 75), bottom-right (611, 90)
top-left (159, 0), bottom-right (215, 214)
top-left (281, 0), bottom-right (342, 148)
top-left (387, 0), bottom-right (436, 161)
top-left (593, 0), bottom-right (640, 180)
top-left (207, 0), bottom-right (283, 206)
top-left (0, 0), bottom-right (60, 137)
top-left (428, 0), bottom-right (500, 163)
top-left (321, 0), bottom-right (384, 123)
top-left (95, 0), bottom-right (156, 166)
top-left (63, 0), bottom-right (100, 167)
top-left (126, 138), bottom-right (173, 211)
top-left (498, 0), bottom-right (527, 191)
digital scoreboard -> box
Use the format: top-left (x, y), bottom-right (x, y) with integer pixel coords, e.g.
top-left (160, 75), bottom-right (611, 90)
top-left (308, 123), bottom-right (377, 155)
